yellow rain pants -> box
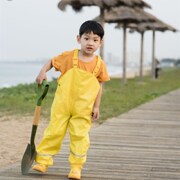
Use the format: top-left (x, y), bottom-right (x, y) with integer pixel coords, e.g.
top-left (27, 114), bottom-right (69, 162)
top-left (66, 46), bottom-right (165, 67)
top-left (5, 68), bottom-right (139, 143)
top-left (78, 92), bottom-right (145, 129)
top-left (35, 49), bottom-right (101, 166)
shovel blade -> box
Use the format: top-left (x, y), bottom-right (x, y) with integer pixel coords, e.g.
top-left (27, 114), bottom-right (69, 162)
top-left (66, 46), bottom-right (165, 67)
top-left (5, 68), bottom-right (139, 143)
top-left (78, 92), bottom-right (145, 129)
top-left (21, 143), bottom-right (36, 175)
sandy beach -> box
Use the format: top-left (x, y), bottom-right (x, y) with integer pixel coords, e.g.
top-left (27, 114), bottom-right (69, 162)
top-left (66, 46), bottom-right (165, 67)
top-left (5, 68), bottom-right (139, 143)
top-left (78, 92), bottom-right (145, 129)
top-left (0, 114), bottom-right (48, 168)
top-left (110, 67), bottom-right (151, 78)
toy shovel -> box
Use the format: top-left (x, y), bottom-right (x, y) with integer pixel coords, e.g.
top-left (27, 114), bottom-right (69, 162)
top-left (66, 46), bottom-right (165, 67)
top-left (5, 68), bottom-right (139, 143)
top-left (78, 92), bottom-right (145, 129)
top-left (21, 80), bottom-right (49, 175)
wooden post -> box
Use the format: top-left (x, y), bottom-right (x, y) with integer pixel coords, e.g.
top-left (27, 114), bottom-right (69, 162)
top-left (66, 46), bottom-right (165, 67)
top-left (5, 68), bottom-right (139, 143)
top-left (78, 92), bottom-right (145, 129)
top-left (140, 31), bottom-right (144, 80)
top-left (99, 8), bottom-right (104, 60)
top-left (152, 30), bottom-right (156, 80)
top-left (122, 25), bottom-right (127, 84)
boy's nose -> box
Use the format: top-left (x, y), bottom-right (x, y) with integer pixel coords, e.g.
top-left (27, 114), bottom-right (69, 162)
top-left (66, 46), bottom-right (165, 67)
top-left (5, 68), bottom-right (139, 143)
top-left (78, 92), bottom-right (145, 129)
top-left (87, 40), bottom-right (93, 45)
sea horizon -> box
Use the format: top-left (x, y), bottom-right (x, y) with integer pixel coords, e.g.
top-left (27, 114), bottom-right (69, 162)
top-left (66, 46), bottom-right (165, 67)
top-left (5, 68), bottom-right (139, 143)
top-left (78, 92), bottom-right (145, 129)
top-left (0, 61), bottom-right (147, 89)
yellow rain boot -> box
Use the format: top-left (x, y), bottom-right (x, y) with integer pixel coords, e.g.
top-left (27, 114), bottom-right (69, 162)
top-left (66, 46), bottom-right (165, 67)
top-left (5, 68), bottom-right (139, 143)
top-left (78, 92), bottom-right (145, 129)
top-left (32, 164), bottom-right (48, 173)
top-left (68, 165), bottom-right (82, 180)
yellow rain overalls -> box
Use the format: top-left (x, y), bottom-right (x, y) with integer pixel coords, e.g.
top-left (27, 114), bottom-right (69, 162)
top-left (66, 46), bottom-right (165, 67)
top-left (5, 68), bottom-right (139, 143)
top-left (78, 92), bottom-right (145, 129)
top-left (35, 49), bottom-right (101, 166)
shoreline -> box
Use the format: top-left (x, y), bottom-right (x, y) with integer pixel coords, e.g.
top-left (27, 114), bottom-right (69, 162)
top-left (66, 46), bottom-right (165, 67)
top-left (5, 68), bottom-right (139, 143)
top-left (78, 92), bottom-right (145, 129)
top-left (109, 67), bottom-right (151, 78)
top-left (0, 67), bottom-right (151, 89)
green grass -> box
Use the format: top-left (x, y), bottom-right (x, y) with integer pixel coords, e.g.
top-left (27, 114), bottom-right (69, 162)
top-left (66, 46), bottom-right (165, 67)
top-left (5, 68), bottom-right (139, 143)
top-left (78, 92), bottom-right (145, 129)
top-left (0, 68), bottom-right (180, 123)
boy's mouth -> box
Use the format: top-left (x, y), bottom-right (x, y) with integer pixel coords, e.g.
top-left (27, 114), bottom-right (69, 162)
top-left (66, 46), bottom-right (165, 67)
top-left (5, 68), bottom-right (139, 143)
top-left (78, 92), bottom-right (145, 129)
top-left (86, 47), bottom-right (93, 51)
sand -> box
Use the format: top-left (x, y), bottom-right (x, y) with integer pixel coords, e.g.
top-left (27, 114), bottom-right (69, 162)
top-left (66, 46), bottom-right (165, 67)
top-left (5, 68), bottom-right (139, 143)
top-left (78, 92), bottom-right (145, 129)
top-left (0, 114), bottom-right (48, 168)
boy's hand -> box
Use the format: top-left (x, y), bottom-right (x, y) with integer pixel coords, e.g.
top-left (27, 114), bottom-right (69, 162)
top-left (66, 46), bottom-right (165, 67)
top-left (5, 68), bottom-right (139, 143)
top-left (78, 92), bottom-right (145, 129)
top-left (36, 59), bottom-right (52, 84)
top-left (92, 107), bottom-right (100, 121)
top-left (36, 72), bottom-right (47, 85)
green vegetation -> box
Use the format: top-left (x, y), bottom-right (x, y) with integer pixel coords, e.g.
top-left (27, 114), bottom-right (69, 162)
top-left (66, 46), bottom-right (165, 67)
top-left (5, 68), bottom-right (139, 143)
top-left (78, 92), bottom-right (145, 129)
top-left (0, 68), bottom-right (180, 123)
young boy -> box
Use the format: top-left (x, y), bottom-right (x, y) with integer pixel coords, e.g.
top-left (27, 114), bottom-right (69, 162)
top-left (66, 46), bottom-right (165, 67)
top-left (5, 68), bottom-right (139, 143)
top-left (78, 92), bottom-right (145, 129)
top-left (33, 20), bottom-right (110, 179)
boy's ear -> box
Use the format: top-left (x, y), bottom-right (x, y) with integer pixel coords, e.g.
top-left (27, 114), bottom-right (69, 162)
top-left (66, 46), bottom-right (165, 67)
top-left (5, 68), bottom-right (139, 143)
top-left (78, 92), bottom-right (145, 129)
top-left (77, 35), bottom-right (81, 44)
top-left (100, 39), bottom-right (104, 47)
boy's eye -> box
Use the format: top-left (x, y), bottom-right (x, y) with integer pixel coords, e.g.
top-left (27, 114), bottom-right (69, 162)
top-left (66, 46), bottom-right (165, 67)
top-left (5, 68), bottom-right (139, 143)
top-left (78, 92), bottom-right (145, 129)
top-left (84, 38), bottom-right (88, 40)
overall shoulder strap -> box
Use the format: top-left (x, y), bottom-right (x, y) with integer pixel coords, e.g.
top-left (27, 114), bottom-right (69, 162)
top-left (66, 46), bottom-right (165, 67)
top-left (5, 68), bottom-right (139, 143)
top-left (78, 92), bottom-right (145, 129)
top-left (93, 56), bottom-right (102, 76)
top-left (73, 49), bottom-right (78, 67)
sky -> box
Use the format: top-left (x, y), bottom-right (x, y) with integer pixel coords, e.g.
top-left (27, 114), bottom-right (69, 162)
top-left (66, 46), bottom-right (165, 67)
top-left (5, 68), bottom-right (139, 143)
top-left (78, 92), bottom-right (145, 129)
top-left (0, 0), bottom-right (180, 64)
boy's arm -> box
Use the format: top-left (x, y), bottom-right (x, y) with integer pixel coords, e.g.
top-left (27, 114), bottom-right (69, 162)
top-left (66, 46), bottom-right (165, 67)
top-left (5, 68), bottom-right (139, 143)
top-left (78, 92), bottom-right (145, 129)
top-left (36, 59), bottom-right (53, 84)
top-left (92, 83), bottom-right (103, 121)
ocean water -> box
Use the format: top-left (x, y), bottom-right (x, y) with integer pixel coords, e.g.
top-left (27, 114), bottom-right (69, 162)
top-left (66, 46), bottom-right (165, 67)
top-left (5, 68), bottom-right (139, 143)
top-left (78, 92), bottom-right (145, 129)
top-left (0, 61), bottom-right (60, 88)
top-left (0, 61), bottom-right (123, 88)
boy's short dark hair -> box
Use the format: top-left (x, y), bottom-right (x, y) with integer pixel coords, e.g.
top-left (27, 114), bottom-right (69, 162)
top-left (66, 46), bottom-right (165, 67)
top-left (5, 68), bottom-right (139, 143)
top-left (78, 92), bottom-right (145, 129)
top-left (79, 20), bottom-right (104, 39)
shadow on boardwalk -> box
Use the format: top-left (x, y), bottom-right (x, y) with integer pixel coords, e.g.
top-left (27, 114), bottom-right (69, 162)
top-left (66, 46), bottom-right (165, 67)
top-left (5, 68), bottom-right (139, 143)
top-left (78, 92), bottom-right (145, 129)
top-left (1, 89), bottom-right (180, 180)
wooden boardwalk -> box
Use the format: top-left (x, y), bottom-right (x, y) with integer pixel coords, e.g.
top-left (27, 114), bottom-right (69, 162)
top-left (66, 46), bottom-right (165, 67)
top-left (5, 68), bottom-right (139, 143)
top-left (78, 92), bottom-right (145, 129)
top-left (1, 89), bottom-right (180, 180)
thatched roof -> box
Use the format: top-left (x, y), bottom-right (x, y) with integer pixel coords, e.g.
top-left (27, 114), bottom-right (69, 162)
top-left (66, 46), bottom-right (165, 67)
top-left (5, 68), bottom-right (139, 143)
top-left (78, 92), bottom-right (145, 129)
top-left (94, 6), bottom-right (154, 24)
top-left (58, 0), bottom-right (151, 12)
top-left (116, 10), bottom-right (178, 32)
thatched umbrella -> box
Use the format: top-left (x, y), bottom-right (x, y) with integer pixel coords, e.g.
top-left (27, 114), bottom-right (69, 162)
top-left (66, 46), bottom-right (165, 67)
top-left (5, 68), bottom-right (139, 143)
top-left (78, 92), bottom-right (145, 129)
top-left (58, 0), bottom-right (151, 11)
top-left (138, 14), bottom-right (177, 80)
top-left (116, 11), bottom-right (177, 80)
top-left (95, 6), bottom-right (154, 83)
top-left (57, 0), bottom-right (151, 60)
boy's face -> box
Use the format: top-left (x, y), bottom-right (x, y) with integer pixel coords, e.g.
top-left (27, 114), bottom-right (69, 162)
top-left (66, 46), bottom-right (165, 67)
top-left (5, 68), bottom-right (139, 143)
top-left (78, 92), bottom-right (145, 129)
top-left (77, 31), bottom-right (103, 55)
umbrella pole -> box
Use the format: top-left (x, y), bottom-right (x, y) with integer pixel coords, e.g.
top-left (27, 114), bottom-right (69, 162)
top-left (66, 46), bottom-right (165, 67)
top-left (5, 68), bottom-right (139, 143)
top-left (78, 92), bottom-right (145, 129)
top-left (152, 30), bottom-right (156, 80)
top-left (140, 32), bottom-right (144, 80)
top-left (99, 8), bottom-right (104, 60)
top-left (122, 25), bottom-right (127, 84)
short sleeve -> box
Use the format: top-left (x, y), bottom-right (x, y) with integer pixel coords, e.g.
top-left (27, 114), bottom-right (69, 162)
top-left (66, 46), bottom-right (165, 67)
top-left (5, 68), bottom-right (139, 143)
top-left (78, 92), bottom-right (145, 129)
top-left (51, 53), bottom-right (64, 71)
top-left (97, 61), bottom-right (110, 82)
top-left (51, 51), bottom-right (73, 73)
